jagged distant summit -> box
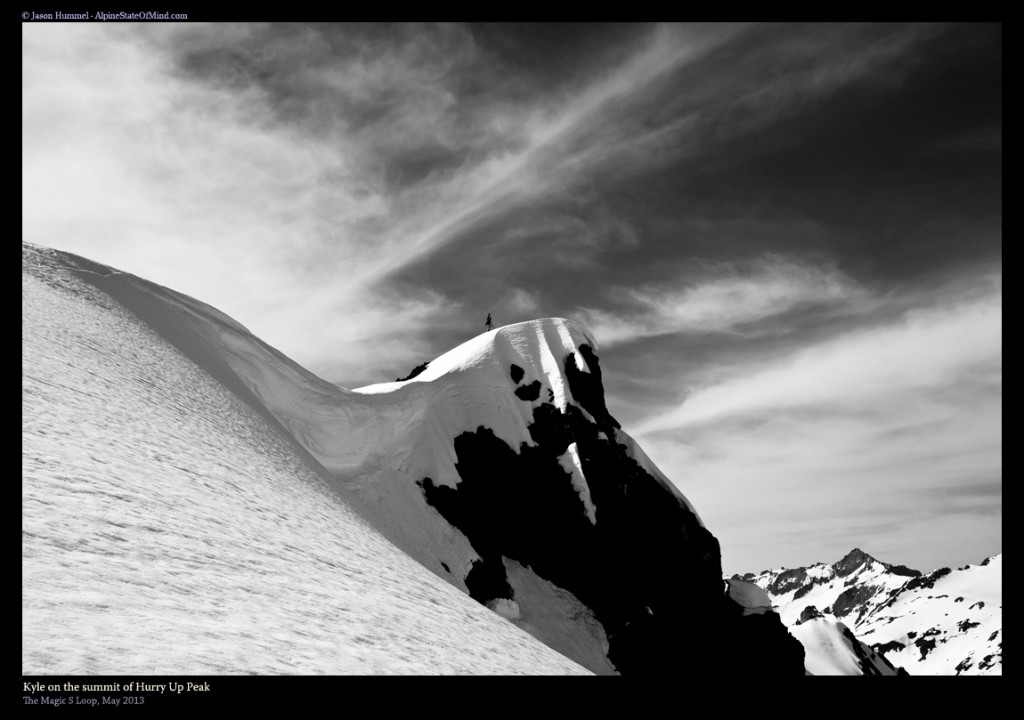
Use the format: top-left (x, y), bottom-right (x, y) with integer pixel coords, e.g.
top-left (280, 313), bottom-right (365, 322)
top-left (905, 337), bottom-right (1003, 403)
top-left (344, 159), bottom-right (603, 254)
top-left (23, 243), bottom-right (805, 675)
top-left (744, 548), bottom-right (922, 603)
top-left (831, 548), bottom-right (920, 579)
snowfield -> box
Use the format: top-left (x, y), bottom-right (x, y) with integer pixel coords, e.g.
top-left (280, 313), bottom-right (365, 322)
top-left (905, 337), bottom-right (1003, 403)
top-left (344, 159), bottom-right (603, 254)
top-left (854, 555), bottom-right (1002, 675)
top-left (22, 244), bottom-right (588, 675)
top-left (790, 617), bottom-right (901, 676)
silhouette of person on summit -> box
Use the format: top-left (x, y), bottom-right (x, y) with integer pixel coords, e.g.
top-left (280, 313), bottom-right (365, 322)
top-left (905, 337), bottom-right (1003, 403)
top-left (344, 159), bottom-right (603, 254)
top-left (485, 313), bottom-right (493, 331)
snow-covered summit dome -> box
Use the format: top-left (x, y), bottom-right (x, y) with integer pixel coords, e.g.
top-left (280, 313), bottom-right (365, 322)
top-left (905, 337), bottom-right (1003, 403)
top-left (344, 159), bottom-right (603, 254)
top-left (25, 243), bottom-right (807, 676)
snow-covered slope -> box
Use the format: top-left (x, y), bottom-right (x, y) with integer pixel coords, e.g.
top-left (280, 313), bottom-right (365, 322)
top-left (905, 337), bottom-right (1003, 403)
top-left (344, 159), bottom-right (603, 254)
top-left (23, 242), bottom-right (804, 675)
top-left (23, 244), bottom-right (587, 675)
top-left (855, 555), bottom-right (1002, 675)
top-left (742, 549), bottom-right (1001, 675)
top-left (789, 609), bottom-right (903, 676)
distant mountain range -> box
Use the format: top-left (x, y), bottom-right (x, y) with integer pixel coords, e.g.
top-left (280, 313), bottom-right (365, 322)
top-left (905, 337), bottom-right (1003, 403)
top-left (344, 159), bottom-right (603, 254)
top-left (738, 548), bottom-right (1002, 675)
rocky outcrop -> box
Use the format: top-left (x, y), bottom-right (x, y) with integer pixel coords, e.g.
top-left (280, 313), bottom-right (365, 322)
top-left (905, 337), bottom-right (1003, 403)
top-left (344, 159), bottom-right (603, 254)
top-left (797, 605), bottom-right (824, 624)
top-left (420, 346), bottom-right (804, 675)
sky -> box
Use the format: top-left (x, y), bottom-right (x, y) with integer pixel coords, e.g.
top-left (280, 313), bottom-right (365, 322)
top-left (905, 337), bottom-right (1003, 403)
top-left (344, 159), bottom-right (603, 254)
top-left (22, 22), bottom-right (1001, 575)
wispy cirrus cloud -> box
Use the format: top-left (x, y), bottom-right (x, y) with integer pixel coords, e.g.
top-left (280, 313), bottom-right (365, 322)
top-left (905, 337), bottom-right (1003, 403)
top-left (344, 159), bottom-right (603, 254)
top-left (21, 21), bottom-right (971, 382)
top-left (633, 272), bottom-right (1000, 433)
top-left (631, 272), bottom-right (1001, 572)
top-left (580, 256), bottom-right (868, 346)
top-left (23, 24), bottom-right (423, 385)
top-left (22, 23), bottom-right (746, 383)
top-left (23, 23), bottom-right (944, 386)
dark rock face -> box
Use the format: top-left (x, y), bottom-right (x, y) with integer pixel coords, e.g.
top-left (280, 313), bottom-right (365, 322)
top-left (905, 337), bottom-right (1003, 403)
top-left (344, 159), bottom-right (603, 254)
top-left (831, 547), bottom-right (921, 579)
top-left (833, 548), bottom-right (873, 577)
top-left (418, 346), bottom-right (804, 675)
top-left (914, 636), bottom-right (938, 659)
top-left (563, 345), bottom-right (619, 430)
top-left (396, 361), bottom-right (429, 382)
top-left (793, 577), bottom-right (826, 600)
top-left (978, 653), bottom-right (999, 670)
top-left (797, 605), bottom-right (823, 624)
top-left (888, 564), bottom-right (921, 578)
top-left (464, 557), bottom-right (514, 604)
top-left (874, 567), bottom-right (951, 614)
top-left (872, 640), bottom-right (906, 656)
top-left (513, 380), bottom-right (542, 401)
top-left (720, 600), bottom-right (806, 674)
top-left (509, 364), bottom-right (525, 384)
top-left (832, 585), bottom-right (879, 621)
top-left (768, 568), bottom-right (808, 595)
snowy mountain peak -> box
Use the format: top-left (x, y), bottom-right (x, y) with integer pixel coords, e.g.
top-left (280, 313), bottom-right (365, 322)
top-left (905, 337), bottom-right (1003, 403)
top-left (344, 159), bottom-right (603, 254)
top-left (384, 317), bottom-right (804, 674)
top-left (745, 548), bottom-right (1001, 675)
top-left (380, 317), bottom-right (596, 386)
top-left (359, 317), bottom-right (619, 431)
top-left (831, 547), bottom-right (920, 579)
top-left (25, 244), bottom-right (805, 675)
top-left (833, 547), bottom-right (874, 576)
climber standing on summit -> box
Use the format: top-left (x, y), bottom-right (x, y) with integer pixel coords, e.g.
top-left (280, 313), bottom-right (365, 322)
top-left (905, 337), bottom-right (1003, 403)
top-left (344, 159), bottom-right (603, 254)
top-left (485, 313), bottom-right (493, 331)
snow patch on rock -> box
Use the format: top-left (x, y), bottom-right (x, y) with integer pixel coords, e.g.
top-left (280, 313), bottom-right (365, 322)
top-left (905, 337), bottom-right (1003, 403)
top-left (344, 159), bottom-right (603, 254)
top-left (558, 442), bottom-right (597, 524)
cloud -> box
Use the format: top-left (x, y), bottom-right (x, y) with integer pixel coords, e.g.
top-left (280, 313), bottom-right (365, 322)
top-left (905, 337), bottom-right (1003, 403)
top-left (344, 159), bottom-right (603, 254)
top-left (634, 274), bottom-right (1000, 433)
top-left (505, 288), bottom-right (541, 315)
top-left (350, 23), bottom-right (751, 282)
top-left (629, 273), bottom-right (1001, 572)
top-left (642, 384), bottom-right (1001, 574)
top-left (23, 25), bottom-right (491, 379)
top-left (581, 256), bottom-right (867, 346)
top-left (21, 22), bottom-right (955, 387)
top-left (22, 24), bottom-right (744, 380)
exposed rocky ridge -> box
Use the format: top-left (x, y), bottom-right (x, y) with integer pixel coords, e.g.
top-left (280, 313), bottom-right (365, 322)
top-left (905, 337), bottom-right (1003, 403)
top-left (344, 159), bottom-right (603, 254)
top-left (833, 548), bottom-right (921, 579)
